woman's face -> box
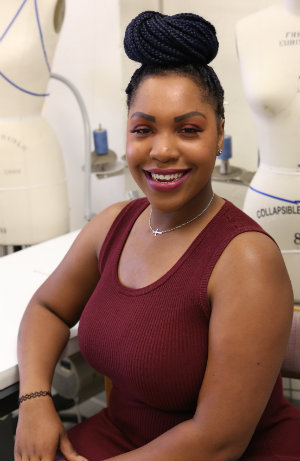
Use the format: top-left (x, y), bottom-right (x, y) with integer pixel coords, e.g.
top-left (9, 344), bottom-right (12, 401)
top-left (126, 74), bottom-right (224, 212)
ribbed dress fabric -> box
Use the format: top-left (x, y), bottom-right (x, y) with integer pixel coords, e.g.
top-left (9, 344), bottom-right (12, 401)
top-left (67, 198), bottom-right (300, 461)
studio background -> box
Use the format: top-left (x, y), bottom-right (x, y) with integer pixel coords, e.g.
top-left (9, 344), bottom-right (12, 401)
top-left (44, 0), bottom-right (282, 231)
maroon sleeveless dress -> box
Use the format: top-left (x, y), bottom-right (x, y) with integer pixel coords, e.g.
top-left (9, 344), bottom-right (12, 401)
top-left (68, 198), bottom-right (300, 460)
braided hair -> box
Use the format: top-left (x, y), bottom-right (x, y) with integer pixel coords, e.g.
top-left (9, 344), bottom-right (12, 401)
top-left (124, 11), bottom-right (224, 128)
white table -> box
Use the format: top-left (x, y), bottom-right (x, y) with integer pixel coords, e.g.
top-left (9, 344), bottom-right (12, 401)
top-left (0, 230), bottom-right (80, 400)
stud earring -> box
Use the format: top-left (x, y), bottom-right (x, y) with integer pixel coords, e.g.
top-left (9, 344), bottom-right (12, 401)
top-left (217, 148), bottom-right (223, 156)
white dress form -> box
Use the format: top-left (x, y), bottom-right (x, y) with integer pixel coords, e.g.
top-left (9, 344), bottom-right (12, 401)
top-left (0, 0), bottom-right (69, 245)
top-left (236, 0), bottom-right (300, 301)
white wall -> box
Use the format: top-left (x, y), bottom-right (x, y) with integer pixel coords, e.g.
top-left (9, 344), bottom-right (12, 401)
top-left (44, 0), bottom-right (282, 231)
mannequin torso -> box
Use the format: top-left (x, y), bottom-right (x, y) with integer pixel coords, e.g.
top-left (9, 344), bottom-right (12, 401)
top-left (236, 2), bottom-right (300, 169)
top-left (0, 0), bottom-right (69, 246)
top-left (0, 0), bottom-right (65, 115)
top-left (236, 0), bottom-right (300, 301)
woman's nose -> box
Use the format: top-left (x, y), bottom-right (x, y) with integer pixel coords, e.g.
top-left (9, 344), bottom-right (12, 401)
top-left (149, 134), bottom-right (179, 163)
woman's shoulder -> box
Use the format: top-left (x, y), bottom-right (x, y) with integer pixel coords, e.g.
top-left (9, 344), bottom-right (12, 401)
top-left (85, 198), bottom-right (148, 255)
top-left (213, 199), bottom-right (273, 243)
top-left (91, 197), bottom-right (148, 232)
top-left (221, 228), bottom-right (281, 269)
top-left (84, 201), bottom-right (129, 254)
top-left (94, 200), bottom-right (130, 225)
top-left (209, 226), bottom-right (293, 312)
top-left (209, 201), bottom-right (293, 308)
top-left (213, 200), bottom-right (282, 276)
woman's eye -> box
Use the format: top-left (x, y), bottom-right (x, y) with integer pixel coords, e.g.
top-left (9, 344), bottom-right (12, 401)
top-left (130, 128), bottom-right (152, 136)
top-left (179, 127), bottom-right (202, 135)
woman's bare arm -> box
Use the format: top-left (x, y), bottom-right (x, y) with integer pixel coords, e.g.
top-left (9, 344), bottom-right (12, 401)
top-left (18, 202), bottom-right (127, 392)
top-left (15, 201), bottom-right (128, 461)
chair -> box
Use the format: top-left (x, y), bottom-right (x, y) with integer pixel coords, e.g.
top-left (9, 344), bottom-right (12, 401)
top-left (105, 376), bottom-right (112, 406)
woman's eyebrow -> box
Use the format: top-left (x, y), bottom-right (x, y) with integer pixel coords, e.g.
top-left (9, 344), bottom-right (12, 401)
top-left (174, 111), bottom-right (207, 122)
top-left (130, 112), bottom-right (156, 121)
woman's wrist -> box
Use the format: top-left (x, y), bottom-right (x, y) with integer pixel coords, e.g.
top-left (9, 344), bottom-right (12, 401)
top-left (18, 390), bottom-right (52, 406)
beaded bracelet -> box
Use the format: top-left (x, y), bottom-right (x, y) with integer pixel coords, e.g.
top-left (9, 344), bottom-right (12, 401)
top-left (18, 390), bottom-right (52, 406)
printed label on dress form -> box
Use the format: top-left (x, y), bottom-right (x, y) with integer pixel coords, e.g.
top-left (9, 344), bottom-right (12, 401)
top-left (294, 233), bottom-right (300, 245)
top-left (279, 31), bottom-right (300, 46)
top-left (1, 133), bottom-right (27, 151)
top-left (256, 205), bottom-right (300, 219)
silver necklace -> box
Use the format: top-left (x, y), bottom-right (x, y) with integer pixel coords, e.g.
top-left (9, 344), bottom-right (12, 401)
top-left (149, 193), bottom-right (215, 236)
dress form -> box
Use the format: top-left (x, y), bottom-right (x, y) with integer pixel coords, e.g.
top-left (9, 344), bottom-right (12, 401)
top-left (236, 0), bottom-right (300, 301)
top-left (0, 0), bottom-right (69, 245)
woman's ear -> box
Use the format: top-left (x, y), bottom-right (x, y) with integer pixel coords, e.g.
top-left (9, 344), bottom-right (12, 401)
top-left (217, 118), bottom-right (225, 153)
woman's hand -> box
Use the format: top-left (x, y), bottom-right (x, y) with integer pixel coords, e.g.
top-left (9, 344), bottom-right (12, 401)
top-left (14, 398), bottom-right (88, 461)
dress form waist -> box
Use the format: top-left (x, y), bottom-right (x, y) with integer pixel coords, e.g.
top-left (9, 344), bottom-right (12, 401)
top-left (250, 99), bottom-right (300, 170)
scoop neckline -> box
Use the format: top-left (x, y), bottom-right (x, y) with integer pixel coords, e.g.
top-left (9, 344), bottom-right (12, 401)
top-left (115, 199), bottom-right (229, 296)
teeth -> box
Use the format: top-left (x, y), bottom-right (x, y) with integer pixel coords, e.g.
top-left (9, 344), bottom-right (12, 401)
top-left (151, 172), bottom-right (185, 182)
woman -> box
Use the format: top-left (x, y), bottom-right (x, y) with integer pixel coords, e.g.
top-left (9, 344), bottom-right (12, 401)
top-left (14, 11), bottom-right (300, 461)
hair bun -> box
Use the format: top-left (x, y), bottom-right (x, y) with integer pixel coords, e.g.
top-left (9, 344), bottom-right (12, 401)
top-left (124, 11), bottom-right (219, 66)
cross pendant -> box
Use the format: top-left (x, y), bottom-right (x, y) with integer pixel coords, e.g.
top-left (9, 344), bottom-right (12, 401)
top-left (154, 228), bottom-right (162, 236)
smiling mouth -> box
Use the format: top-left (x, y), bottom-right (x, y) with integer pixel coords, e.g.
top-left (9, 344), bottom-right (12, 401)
top-left (146, 171), bottom-right (189, 183)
